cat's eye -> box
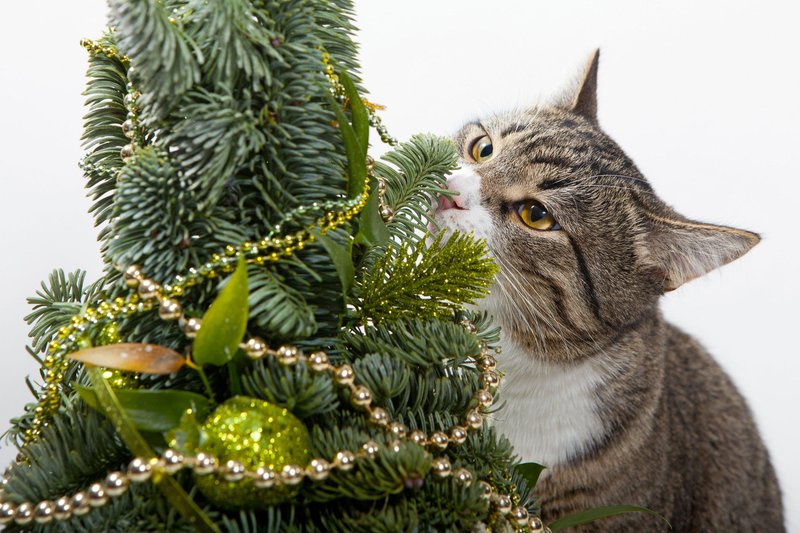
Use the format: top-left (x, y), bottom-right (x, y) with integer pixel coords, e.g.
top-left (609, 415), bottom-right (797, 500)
top-left (514, 200), bottom-right (561, 231)
top-left (470, 135), bottom-right (494, 162)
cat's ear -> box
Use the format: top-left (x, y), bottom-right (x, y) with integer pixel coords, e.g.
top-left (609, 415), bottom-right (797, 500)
top-left (568, 49), bottom-right (600, 122)
top-left (643, 211), bottom-right (760, 292)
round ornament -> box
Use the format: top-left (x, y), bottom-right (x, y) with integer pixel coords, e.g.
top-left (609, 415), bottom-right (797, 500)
top-left (184, 396), bottom-right (310, 509)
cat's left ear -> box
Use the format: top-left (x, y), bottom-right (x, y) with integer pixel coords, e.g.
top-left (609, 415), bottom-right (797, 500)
top-left (642, 211), bottom-right (760, 292)
top-left (568, 49), bottom-right (600, 122)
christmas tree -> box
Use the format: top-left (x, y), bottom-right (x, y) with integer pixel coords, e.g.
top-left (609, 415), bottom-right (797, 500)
top-left (0, 1), bottom-right (547, 531)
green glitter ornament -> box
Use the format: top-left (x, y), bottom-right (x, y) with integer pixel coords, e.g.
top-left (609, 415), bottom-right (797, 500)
top-left (182, 396), bottom-right (310, 509)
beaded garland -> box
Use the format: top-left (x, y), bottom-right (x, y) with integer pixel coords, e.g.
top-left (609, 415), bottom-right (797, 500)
top-left (2, 40), bottom-right (549, 532)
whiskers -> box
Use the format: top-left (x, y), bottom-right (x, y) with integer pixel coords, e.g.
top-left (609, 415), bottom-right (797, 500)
top-left (491, 254), bottom-right (586, 360)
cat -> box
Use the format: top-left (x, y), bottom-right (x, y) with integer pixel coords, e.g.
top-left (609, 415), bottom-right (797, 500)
top-left (433, 50), bottom-right (784, 532)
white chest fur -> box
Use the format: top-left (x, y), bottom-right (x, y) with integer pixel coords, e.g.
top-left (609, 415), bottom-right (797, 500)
top-left (489, 335), bottom-right (608, 468)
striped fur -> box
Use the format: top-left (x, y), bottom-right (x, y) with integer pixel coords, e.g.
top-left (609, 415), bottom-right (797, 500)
top-left (435, 51), bottom-right (783, 531)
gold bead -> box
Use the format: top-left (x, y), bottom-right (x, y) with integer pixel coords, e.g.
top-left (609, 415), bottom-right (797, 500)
top-left (222, 460), bottom-right (245, 482)
top-left (465, 410), bottom-right (483, 429)
top-left (361, 441), bottom-right (379, 458)
top-left (224, 245), bottom-right (237, 256)
top-left (137, 279), bottom-right (161, 300)
top-left (104, 471), bottom-right (129, 496)
top-left (379, 205), bottom-right (394, 220)
top-left (276, 345), bottom-right (299, 365)
top-left (306, 458), bottom-right (331, 481)
top-left (87, 483), bottom-right (108, 507)
top-left (408, 430), bottom-right (426, 445)
top-left (377, 178), bottom-right (387, 193)
top-left (123, 265), bottom-right (142, 287)
top-left (510, 506), bottom-right (529, 527)
top-left (368, 407), bottom-right (389, 426)
top-left (388, 421), bottom-right (408, 438)
top-left (431, 457), bottom-right (452, 477)
top-left (308, 351), bottom-right (330, 371)
top-left (429, 431), bottom-right (449, 450)
top-left (481, 371), bottom-right (500, 390)
top-left (244, 337), bottom-right (268, 359)
top-left (350, 385), bottom-right (372, 407)
top-left (475, 389), bottom-right (494, 408)
top-left (162, 449), bottom-right (185, 474)
top-left (366, 155), bottom-right (375, 170)
top-left (454, 467), bottom-right (473, 486)
top-left (53, 497), bottom-right (71, 521)
top-left (194, 452), bottom-right (217, 476)
top-left (528, 515), bottom-right (545, 533)
top-left (334, 364), bottom-right (355, 385)
top-left (478, 355), bottom-right (497, 371)
top-left (449, 426), bottom-right (468, 444)
top-left (120, 144), bottom-right (134, 162)
top-left (33, 501), bottom-right (54, 524)
top-left (460, 319), bottom-right (477, 333)
top-left (158, 298), bottom-right (182, 321)
top-left (121, 119), bottom-right (135, 139)
top-left (14, 502), bottom-right (33, 525)
top-left (183, 317), bottom-right (202, 338)
top-left (127, 457), bottom-right (152, 482)
top-left (280, 464), bottom-right (304, 485)
top-left (254, 466), bottom-right (277, 488)
top-left (334, 450), bottom-right (356, 471)
top-left (493, 494), bottom-right (512, 514)
top-left (70, 492), bottom-right (90, 516)
top-left (0, 502), bottom-right (15, 525)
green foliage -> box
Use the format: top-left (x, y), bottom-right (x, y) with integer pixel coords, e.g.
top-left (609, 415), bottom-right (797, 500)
top-left (548, 505), bottom-right (671, 531)
top-left (2, 0), bottom-right (548, 531)
top-left (359, 232), bottom-right (499, 323)
top-left (77, 386), bottom-right (212, 433)
top-left (247, 266), bottom-right (317, 340)
top-left (193, 257), bottom-right (249, 367)
top-left (110, 0), bottom-right (201, 122)
top-left (375, 134), bottom-right (460, 244)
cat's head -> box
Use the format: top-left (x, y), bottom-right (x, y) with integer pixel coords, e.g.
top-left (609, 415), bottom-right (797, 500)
top-left (435, 50), bottom-right (759, 362)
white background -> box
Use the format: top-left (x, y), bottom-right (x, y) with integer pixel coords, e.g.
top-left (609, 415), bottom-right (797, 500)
top-left (1, 1), bottom-right (797, 529)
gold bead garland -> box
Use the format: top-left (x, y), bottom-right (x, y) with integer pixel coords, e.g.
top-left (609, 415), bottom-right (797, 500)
top-left (80, 39), bottom-right (130, 66)
top-left (2, 317), bottom-right (542, 530)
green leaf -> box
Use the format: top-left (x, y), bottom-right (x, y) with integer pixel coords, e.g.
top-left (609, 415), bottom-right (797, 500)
top-left (340, 72), bottom-right (368, 156)
top-left (548, 505), bottom-right (671, 531)
top-left (193, 256), bottom-right (249, 366)
top-left (515, 462), bottom-right (545, 489)
top-left (85, 367), bottom-right (220, 533)
top-left (355, 183), bottom-right (390, 248)
top-left (76, 385), bottom-right (211, 433)
top-left (312, 229), bottom-right (354, 296)
top-left (326, 91), bottom-right (366, 198)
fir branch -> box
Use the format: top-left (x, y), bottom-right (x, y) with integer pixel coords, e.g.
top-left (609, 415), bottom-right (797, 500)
top-left (186, 0), bottom-right (284, 89)
top-left (342, 318), bottom-right (484, 369)
top-left (163, 88), bottom-right (267, 208)
top-left (24, 270), bottom-right (100, 353)
top-left (242, 358), bottom-right (339, 419)
top-left (375, 134), bottom-right (459, 244)
top-left (4, 400), bottom-right (127, 504)
top-left (109, 0), bottom-right (201, 123)
top-left (247, 267), bottom-right (317, 341)
top-left (359, 232), bottom-right (498, 323)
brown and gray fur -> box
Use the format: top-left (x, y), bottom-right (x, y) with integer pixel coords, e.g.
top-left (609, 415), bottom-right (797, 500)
top-left (434, 51), bottom-right (784, 531)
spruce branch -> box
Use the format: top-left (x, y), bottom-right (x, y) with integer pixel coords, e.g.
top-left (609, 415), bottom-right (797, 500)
top-left (164, 89), bottom-right (267, 208)
top-left (247, 267), bottom-right (317, 340)
top-left (186, 0), bottom-right (284, 89)
top-left (109, 0), bottom-right (201, 123)
top-left (375, 134), bottom-right (459, 244)
top-left (359, 232), bottom-right (498, 323)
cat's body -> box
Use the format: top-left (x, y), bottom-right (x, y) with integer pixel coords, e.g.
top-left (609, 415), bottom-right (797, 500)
top-left (435, 51), bottom-right (784, 531)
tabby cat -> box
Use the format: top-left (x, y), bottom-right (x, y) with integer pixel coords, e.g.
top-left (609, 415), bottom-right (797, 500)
top-left (434, 51), bottom-right (784, 531)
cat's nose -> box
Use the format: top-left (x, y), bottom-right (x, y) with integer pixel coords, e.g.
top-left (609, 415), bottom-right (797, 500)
top-left (438, 170), bottom-right (480, 210)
